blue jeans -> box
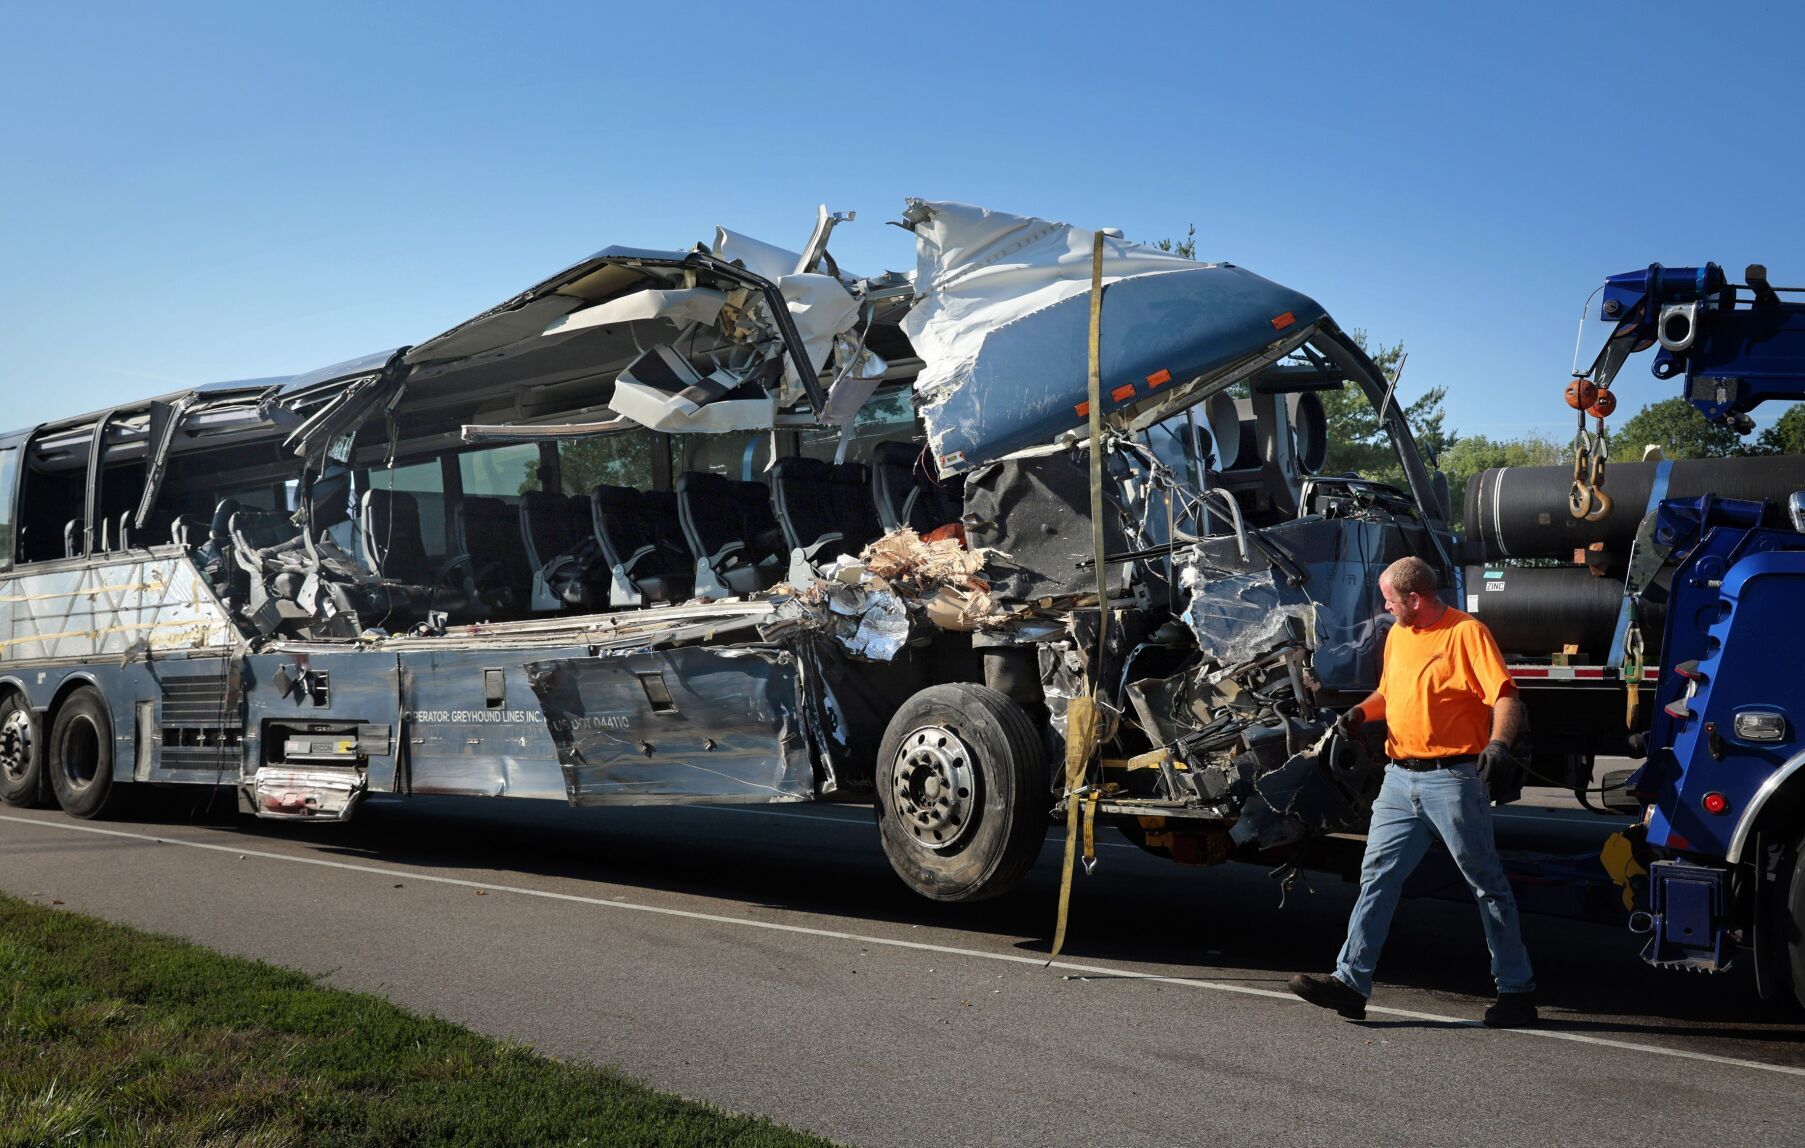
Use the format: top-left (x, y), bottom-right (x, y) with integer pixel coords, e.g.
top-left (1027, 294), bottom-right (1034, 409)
top-left (1333, 761), bottom-right (1536, 997)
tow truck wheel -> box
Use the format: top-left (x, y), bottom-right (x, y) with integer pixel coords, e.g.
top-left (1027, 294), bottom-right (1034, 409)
top-left (874, 684), bottom-right (1049, 903)
top-left (48, 688), bottom-right (129, 820)
top-left (1789, 830), bottom-right (1805, 1012)
top-left (0, 693), bottom-right (48, 808)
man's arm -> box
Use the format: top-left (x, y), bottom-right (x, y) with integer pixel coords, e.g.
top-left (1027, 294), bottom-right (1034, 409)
top-left (1352, 691), bottom-right (1386, 722)
top-left (1489, 688), bottom-right (1523, 747)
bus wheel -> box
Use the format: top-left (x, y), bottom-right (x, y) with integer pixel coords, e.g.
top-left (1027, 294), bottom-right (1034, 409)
top-left (0, 693), bottom-right (47, 808)
top-left (48, 688), bottom-right (128, 820)
top-left (874, 683), bottom-right (1049, 903)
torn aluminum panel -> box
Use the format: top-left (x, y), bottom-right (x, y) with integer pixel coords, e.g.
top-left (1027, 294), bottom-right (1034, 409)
top-left (1182, 567), bottom-right (1314, 670)
top-left (524, 645), bottom-right (813, 805)
top-left (899, 199), bottom-right (1326, 474)
top-left (827, 585), bottom-right (910, 661)
top-left (0, 553), bottom-right (237, 663)
top-left (1182, 517), bottom-right (1421, 694)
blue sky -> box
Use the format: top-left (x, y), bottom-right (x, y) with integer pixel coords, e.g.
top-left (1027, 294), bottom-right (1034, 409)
top-left (3, 2), bottom-right (1801, 444)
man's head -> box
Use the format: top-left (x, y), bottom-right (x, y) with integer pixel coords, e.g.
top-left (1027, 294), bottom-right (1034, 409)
top-left (1380, 557), bottom-right (1442, 627)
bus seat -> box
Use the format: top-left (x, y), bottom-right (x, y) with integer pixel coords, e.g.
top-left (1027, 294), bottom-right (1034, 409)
top-left (455, 496), bottom-right (531, 612)
top-left (871, 440), bottom-right (965, 534)
top-left (675, 471), bottom-right (781, 599)
top-left (519, 490), bottom-right (601, 611)
top-left (771, 457), bottom-right (882, 582)
top-left (170, 514), bottom-right (207, 549)
top-left (359, 489), bottom-right (432, 584)
top-left (64, 519), bottom-right (83, 558)
top-left (225, 508), bottom-right (309, 632)
top-left (590, 484), bottom-right (694, 608)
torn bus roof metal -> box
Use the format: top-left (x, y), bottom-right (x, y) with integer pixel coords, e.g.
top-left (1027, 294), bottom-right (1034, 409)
top-left (898, 199), bottom-right (1328, 474)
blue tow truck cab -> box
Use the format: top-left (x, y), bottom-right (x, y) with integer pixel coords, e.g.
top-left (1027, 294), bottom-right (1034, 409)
top-left (1583, 263), bottom-right (1805, 1004)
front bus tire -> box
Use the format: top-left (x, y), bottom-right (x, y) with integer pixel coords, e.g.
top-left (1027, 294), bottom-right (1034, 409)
top-left (0, 692), bottom-right (48, 808)
top-left (48, 688), bottom-right (130, 820)
top-left (874, 683), bottom-right (1049, 903)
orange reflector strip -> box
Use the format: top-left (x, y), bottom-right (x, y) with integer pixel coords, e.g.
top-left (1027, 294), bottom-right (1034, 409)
top-left (1271, 311), bottom-right (1296, 330)
top-left (1111, 383), bottom-right (1136, 403)
top-left (1146, 368), bottom-right (1172, 388)
top-left (1074, 401), bottom-right (1090, 417)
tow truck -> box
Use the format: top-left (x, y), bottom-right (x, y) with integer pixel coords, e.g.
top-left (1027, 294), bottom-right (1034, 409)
top-left (1560, 262), bottom-right (1805, 1007)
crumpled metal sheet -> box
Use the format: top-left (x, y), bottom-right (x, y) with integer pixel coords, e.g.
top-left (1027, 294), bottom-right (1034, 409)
top-left (1182, 517), bottom-right (1406, 693)
top-left (524, 645), bottom-right (813, 805)
top-left (828, 585), bottom-right (910, 661)
top-left (1182, 566), bottom-right (1314, 669)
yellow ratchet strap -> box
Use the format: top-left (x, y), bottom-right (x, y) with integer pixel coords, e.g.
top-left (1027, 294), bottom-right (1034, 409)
top-left (1081, 788), bottom-right (1103, 876)
top-left (1049, 231), bottom-right (1110, 963)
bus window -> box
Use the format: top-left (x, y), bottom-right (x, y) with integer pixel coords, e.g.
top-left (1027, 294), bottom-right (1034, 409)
top-left (557, 428), bottom-right (662, 495)
top-left (797, 387), bottom-right (919, 465)
top-left (674, 430), bottom-right (772, 481)
top-left (0, 447), bottom-right (16, 568)
top-left (459, 443), bottom-right (541, 502)
top-left (16, 430), bottom-right (92, 564)
top-left (366, 460), bottom-right (449, 565)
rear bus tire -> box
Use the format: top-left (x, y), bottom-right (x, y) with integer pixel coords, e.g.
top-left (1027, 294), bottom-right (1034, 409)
top-left (48, 688), bottom-right (129, 820)
top-left (873, 683), bottom-right (1049, 903)
top-left (0, 692), bottom-right (48, 808)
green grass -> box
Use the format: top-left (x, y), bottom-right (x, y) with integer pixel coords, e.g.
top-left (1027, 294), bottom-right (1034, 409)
top-left (0, 894), bottom-right (835, 1147)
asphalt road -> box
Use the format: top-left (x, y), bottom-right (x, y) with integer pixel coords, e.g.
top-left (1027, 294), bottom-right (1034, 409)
top-left (2, 788), bottom-right (1802, 1147)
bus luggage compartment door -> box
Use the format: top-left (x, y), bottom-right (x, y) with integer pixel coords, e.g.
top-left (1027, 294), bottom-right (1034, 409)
top-left (524, 647), bottom-right (813, 805)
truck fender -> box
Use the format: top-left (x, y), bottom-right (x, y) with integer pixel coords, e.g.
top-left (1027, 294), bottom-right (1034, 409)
top-left (1727, 746), bottom-right (1805, 865)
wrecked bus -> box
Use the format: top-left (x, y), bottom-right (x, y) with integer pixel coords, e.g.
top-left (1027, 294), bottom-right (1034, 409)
top-left (0, 200), bottom-right (1456, 903)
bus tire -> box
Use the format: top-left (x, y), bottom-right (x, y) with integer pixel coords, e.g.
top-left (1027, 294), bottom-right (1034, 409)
top-left (48, 688), bottom-right (129, 820)
top-left (0, 692), bottom-right (48, 808)
top-left (874, 683), bottom-right (1049, 903)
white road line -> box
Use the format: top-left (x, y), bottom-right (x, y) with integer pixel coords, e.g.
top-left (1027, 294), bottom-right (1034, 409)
top-left (3, 812), bottom-right (1800, 1080)
top-left (696, 804), bottom-right (1141, 850)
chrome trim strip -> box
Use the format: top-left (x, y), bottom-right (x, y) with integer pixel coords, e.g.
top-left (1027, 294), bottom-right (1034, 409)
top-left (1727, 746), bottom-right (1805, 864)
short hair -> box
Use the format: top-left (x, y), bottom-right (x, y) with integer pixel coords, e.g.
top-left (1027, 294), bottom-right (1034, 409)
top-left (1381, 557), bottom-right (1438, 597)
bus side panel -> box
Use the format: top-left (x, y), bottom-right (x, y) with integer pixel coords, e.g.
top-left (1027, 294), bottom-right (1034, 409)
top-left (394, 646), bottom-right (570, 801)
top-left (0, 551), bottom-right (234, 664)
top-left (243, 649), bottom-right (402, 793)
top-left (525, 645), bottom-right (815, 806)
top-left (0, 552), bottom-right (241, 785)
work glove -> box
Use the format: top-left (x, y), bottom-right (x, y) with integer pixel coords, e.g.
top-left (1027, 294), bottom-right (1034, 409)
top-left (1476, 739), bottom-right (1525, 806)
top-left (1333, 707), bottom-right (1366, 741)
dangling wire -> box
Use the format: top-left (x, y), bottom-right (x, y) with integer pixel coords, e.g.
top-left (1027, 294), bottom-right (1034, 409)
top-left (1569, 284), bottom-right (1606, 379)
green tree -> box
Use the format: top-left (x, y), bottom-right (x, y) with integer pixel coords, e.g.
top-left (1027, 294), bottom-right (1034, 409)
top-left (1750, 402), bottom-right (1805, 455)
top-left (546, 431), bottom-right (662, 494)
top-left (1154, 225), bottom-right (1197, 260)
top-left (1316, 331), bottom-right (1454, 490)
top-left (1438, 432), bottom-right (1567, 529)
top-left (1612, 397), bottom-right (1744, 460)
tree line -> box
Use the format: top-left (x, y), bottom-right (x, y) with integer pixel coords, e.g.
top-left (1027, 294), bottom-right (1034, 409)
top-left (1319, 333), bottom-right (1804, 530)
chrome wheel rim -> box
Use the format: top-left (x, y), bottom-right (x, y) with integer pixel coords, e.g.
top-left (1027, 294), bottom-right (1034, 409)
top-left (0, 708), bottom-right (31, 784)
top-left (891, 725), bottom-right (978, 850)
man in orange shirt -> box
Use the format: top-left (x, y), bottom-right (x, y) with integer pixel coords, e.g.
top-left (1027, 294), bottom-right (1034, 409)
top-left (1287, 556), bottom-right (1538, 1028)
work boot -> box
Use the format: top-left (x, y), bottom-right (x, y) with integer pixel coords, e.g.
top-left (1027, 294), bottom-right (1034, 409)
top-left (1287, 973), bottom-right (1367, 1020)
top-left (1483, 991), bottom-right (1538, 1028)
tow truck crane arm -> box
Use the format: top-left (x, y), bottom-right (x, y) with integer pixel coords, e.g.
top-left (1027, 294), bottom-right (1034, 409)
top-left (1583, 262), bottom-right (1805, 431)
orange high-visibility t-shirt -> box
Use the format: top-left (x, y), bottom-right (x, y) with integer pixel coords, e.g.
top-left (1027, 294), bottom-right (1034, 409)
top-left (1368, 607), bottom-right (1514, 760)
